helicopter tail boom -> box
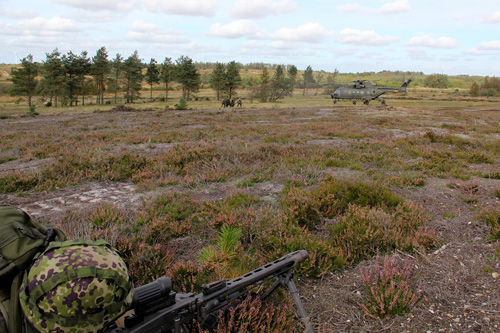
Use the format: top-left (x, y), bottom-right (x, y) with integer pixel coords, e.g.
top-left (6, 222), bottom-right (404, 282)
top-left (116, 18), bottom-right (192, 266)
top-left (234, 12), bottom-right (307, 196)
top-left (399, 79), bottom-right (412, 92)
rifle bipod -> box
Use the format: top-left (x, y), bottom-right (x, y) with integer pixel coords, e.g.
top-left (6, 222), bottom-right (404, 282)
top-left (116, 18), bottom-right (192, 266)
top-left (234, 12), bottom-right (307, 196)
top-left (261, 270), bottom-right (315, 333)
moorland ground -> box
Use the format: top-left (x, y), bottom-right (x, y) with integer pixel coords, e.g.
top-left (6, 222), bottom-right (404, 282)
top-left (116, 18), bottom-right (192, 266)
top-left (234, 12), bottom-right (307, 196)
top-left (1, 90), bottom-right (500, 332)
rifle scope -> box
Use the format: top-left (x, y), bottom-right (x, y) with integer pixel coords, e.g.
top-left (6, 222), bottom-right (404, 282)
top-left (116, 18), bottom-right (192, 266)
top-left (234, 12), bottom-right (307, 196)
top-left (130, 277), bottom-right (172, 311)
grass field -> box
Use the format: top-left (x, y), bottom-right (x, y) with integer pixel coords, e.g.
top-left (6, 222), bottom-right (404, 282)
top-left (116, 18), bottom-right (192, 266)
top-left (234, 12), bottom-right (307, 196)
top-left (1, 89), bottom-right (500, 331)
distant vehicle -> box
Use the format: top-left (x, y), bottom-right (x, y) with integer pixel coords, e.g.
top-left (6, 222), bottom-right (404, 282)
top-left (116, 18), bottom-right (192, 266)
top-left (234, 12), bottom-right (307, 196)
top-left (330, 79), bottom-right (412, 105)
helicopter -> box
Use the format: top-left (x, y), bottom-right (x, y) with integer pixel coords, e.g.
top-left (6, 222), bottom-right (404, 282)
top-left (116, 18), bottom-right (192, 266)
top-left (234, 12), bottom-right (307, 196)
top-left (330, 79), bottom-right (412, 105)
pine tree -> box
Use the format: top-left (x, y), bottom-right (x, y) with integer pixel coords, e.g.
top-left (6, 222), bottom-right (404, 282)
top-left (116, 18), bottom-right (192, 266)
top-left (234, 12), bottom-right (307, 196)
top-left (224, 61), bottom-right (242, 100)
top-left (175, 55), bottom-right (200, 100)
top-left (111, 54), bottom-right (123, 104)
top-left (92, 46), bottom-right (110, 105)
top-left (9, 54), bottom-right (40, 108)
top-left (288, 65), bottom-right (298, 95)
top-left (303, 65), bottom-right (315, 95)
top-left (269, 65), bottom-right (293, 101)
top-left (42, 49), bottom-right (65, 107)
top-left (145, 58), bottom-right (160, 101)
top-left (209, 62), bottom-right (225, 100)
top-left (62, 51), bottom-right (90, 106)
top-left (160, 57), bottom-right (174, 101)
top-left (123, 51), bottom-right (143, 103)
top-left (469, 82), bottom-right (479, 97)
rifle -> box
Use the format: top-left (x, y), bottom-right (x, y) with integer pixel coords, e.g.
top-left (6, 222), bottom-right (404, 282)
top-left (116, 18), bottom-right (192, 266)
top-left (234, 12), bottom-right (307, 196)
top-left (111, 250), bottom-right (314, 333)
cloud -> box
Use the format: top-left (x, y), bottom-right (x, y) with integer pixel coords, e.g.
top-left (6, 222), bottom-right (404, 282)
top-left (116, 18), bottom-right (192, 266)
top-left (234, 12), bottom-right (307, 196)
top-left (231, 0), bottom-right (297, 19)
top-left (337, 3), bottom-right (362, 13)
top-left (235, 40), bottom-right (312, 57)
top-left (337, 0), bottom-right (411, 14)
top-left (183, 41), bottom-right (222, 53)
top-left (477, 40), bottom-right (500, 50)
top-left (406, 48), bottom-right (433, 61)
top-left (159, 0), bottom-right (217, 17)
top-left (53, 0), bottom-right (137, 12)
top-left (379, 0), bottom-right (411, 14)
top-left (208, 20), bottom-right (266, 39)
top-left (406, 35), bottom-right (459, 49)
top-left (269, 40), bottom-right (297, 51)
top-left (209, 21), bottom-right (332, 44)
top-left (271, 22), bottom-right (333, 43)
top-left (482, 11), bottom-right (500, 23)
top-left (337, 28), bottom-right (401, 46)
top-left (127, 20), bottom-right (190, 44)
top-left (464, 41), bottom-right (500, 56)
top-left (54, 0), bottom-right (217, 16)
top-left (0, 7), bottom-right (37, 19)
top-left (1, 17), bottom-right (81, 37)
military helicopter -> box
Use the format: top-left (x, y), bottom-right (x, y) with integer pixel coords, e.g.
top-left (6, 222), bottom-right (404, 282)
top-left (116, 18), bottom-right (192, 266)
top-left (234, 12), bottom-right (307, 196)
top-left (330, 79), bottom-right (412, 105)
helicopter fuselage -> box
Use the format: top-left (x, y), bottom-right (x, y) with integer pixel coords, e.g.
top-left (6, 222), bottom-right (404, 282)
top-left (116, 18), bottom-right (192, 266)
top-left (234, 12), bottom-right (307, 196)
top-left (331, 79), bottom-right (411, 105)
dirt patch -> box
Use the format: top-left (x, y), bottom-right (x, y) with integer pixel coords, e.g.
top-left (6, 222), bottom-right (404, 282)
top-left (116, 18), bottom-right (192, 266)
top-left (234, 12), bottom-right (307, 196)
top-left (0, 158), bottom-right (55, 175)
top-left (0, 181), bottom-right (144, 220)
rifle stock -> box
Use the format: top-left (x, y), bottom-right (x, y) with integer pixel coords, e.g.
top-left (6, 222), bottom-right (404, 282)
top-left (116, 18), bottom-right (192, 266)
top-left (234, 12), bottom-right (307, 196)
top-left (110, 250), bottom-right (313, 333)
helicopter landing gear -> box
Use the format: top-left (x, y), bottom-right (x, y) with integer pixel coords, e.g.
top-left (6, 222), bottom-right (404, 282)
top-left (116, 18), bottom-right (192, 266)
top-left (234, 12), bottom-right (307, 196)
top-left (363, 100), bottom-right (370, 105)
top-left (333, 99), bottom-right (337, 104)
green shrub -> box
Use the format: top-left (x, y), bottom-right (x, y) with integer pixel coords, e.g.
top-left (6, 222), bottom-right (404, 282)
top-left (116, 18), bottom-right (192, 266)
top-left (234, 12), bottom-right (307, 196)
top-left (175, 97), bottom-right (188, 110)
top-left (256, 219), bottom-right (342, 277)
top-left (329, 205), bottom-right (392, 262)
top-left (198, 226), bottom-right (248, 279)
top-left (89, 203), bottom-right (124, 228)
top-left (28, 104), bottom-right (38, 115)
top-left (200, 193), bottom-right (260, 231)
top-left (0, 171), bottom-right (40, 193)
top-left (223, 192), bottom-right (260, 208)
top-left (143, 193), bottom-right (199, 222)
top-left (236, 174), bottom-right (267, 188)
top-left (146, 215), bottom-right (194, 244)
top-left (329, 203), bottom-right (439, 266)
top-left (137, 193), bottom-right (199, 243)
top-left (281, 186), bottom-right (321, 230)
top-left (281, 178), bottom-right (403, 230)
top-left (313, 178), bottom-right (403, 217)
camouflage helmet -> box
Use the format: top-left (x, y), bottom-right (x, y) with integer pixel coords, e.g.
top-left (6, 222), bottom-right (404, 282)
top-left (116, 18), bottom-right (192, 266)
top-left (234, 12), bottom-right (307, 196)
top-left (19, 239), bottom-right (134, 333)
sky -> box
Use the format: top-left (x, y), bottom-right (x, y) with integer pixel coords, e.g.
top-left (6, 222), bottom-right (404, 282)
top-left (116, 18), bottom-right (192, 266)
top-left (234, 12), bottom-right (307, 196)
top-left (0, 0), bottom-right (499, 76)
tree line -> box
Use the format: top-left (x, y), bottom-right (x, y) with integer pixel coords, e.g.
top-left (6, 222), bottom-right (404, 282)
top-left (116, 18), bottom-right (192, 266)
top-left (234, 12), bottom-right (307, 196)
top-left (8, 47), bottom-right (204, 108)
top-left (9, 47), bottom-right (324, 109)
top-left (469, 77), bottom-right (500, 97)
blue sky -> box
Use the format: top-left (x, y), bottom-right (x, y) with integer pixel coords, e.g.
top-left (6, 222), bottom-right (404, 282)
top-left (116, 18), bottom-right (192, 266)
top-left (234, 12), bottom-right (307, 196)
top-left (0, 0), bottom-right (499, 75)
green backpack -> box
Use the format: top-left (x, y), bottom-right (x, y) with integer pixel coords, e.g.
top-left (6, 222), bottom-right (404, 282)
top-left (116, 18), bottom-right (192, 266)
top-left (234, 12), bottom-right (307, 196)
top-left (0, 205), bottom-right (66, 333)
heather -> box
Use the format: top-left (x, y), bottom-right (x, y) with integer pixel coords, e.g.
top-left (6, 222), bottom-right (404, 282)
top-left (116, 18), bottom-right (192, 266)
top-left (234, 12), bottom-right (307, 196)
top-left (1, 98), bottom-right (499, 331)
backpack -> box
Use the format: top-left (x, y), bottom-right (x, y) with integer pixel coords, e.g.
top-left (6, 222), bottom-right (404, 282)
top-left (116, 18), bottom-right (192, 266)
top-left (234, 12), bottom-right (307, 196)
top-left (0, 206), bottom-right (66, 333)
